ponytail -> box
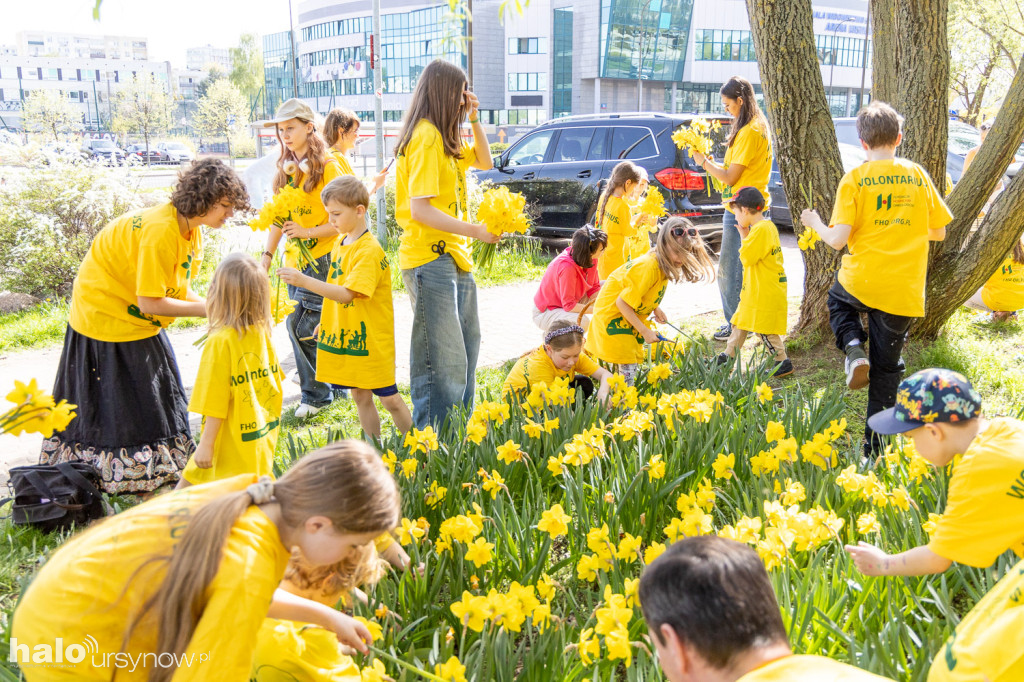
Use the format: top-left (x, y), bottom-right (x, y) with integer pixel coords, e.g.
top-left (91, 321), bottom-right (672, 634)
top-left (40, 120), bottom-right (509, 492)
top-left (597, 161), bottom-right (643, 228)
top-left (570, 225), bottom-right (608, 269)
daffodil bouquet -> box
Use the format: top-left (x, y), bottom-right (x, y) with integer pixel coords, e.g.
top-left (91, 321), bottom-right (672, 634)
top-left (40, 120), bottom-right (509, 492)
top-left (797, 180), bottom-right (822, 251)
top-left (1, 379), bottom-right (76, 437)
top-left (249, 184), bottom-right (319, 272)
top-left (473, 186), bottom-right (532, 273)
top-left (672, 118), bottom-right (725, 192)
top-left (638, 186), bottom-right (668, 232)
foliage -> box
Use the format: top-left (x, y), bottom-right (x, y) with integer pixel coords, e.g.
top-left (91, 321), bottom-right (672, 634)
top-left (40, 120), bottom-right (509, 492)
top-left (194, 80), bottom-right (248, 160)
top-left (229, 33), bottom-right (266, 104)
top-left (111, 74), bottom-right (171, 156)
top-left (21, 90), bottom-right (83, 142)
top-left (196, 64), bottom-right (228, 101)
top-left (489, 142), bottom-right (510, 155)
top-left (948, 0), bottom-right (1024, 124)
top-left (0, 162), bottom-right (143, 297)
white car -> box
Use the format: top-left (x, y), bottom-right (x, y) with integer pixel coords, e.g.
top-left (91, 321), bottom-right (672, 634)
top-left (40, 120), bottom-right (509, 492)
top-left (155, 142), bottom-right (195, 163)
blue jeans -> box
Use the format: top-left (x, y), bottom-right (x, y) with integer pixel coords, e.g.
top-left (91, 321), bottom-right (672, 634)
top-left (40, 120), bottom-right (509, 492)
top-left (402, 254), bottom-right (481, 430)
top-left (718, 209), bottom-right (743, 324)
top-left (287, 253), bottom-right (333, 407)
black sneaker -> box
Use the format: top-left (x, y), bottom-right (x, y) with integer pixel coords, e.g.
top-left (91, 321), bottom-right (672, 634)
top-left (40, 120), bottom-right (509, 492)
top-left (712, 323), bottom-right (732, 342)
top-left (844, 343), bottom-right (869, 390)
top-left (715, 352), bottom-right (732, 366)
top-left (771, 358), bottom-right (794, 377)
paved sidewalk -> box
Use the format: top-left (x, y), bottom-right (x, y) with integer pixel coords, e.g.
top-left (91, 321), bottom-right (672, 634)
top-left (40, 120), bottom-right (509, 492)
top-left (0, 234), bottom-right (805, 483)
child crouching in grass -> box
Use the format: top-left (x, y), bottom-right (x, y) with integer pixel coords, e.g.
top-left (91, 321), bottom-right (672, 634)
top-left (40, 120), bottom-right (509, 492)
top-left (503, 322), bottom-right (612, 402)
top-left (279, 176), bottom-right (412, 439)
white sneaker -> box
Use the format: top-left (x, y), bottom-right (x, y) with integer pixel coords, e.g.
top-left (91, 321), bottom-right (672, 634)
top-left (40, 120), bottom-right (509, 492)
top-left (294, 403), bottom-right (322, 419)
top-left (844, 356), bottom-right (870, 390)
top-left (290, 371), bottom-right (301, 386)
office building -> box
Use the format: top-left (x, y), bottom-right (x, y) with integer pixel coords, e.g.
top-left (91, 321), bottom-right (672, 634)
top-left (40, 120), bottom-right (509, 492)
top-left (187, 44), bottom-right (232, 72)
top-left (16, 30), bottom-right (149, 61)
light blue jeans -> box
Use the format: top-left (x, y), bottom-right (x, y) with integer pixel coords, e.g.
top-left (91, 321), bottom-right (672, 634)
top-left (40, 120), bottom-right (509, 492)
top-left (718, 210), bottom-right (743, 324)
top-left (402, 254), bottom-right (481, 430)
top-left (286, 252), bottom-right (334, 408)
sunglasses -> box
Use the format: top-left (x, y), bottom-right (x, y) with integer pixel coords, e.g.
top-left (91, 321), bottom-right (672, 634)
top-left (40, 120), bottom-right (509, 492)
top-left (672, 226), bottom-right (698, 238)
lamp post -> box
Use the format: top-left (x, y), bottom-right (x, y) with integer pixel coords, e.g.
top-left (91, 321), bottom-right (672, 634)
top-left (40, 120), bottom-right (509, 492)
top-left (827, 16), bottom-right (854, 116)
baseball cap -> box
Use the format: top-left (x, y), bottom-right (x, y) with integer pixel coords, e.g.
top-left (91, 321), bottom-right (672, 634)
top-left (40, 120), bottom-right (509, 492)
top-left (867, 368), bottom-right (982, 435)
top-left (728, 186), bottom-right (766, 212)
top-left (264, 98), bottom-right (316, 127)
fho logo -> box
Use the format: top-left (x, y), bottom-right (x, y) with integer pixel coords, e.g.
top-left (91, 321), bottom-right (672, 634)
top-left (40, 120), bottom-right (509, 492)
top-left (876, 193), bottom-right (893, 211)
top-left (9, 635), bottom-right (98, 664)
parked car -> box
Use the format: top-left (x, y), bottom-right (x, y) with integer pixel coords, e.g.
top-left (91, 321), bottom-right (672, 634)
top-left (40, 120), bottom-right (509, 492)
top-left (768, 143), bottom-right (866, 228)
top-left (124, 143), bottom-right (166, 165)
top-left (42, 141), bottom-right (85, 166)
top-left (0, 130), bottom-right (21, 146)
top-left (155, 141), bottom-right (195, 163)
top-left (81, 138), bottom-right (125, 165)
top-left (472, 112), bottom-right (731, 246)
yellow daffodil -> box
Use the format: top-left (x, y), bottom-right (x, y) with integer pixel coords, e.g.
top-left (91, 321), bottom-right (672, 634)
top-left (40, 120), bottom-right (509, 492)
top-left (537, 503), bottom-right (572, 539)
top-left (578, 627), bottom-right (600, 665)
top-left (576, 553), bottom-right (601, 582)
top-left (712, 452), bottom-right (735, 480)
top-left (647, 362), bottom-right (672, 383)
top-left (765, 420), bottom-right (786, 443)
top-left (464, 537), bottom-right (495, 567)
top-left (644, 541), bottom-right (667, 564)
top-left (616, 533), bottom-right (642, 563)
top-left (755, 382), bottom-right (773, 403)
top-left (856, 512), bottom-right (881, 535)
top-left (403, 425), bottom-right (439, 454)
top-left (434, 656), bottom-right (468, 682)
top-left (353, 616), bottom-right (383, 642)
top-left (923, 512), bottom-right (942, 536)
top-left (536, 573), bottom-right (557, 601)
top-left (400, 458), bottom-right (418, 479)
top-left (425, 480), bottom-right (447, 508)
top-left (496, 439), bottom-right (524, 464)
top-left (647, 454), bottom-right (666, 480)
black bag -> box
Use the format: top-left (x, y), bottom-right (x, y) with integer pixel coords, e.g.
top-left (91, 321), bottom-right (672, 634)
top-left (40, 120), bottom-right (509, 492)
top-left (3, 462), bottom-right (107, 532)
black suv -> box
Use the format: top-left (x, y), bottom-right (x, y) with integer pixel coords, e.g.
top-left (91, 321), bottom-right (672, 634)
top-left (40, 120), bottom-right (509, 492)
top-left (473, 113), bottom-right (730, 246)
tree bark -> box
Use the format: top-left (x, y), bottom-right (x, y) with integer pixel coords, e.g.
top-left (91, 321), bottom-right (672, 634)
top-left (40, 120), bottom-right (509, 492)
top-left (871, 0), bottom-right (900, 104)
top-left (746, 0), bottom-right (845, 338)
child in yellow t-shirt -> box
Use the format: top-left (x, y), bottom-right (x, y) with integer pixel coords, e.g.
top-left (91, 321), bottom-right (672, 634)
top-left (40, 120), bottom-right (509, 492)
top-left (843, 368), bottom-right (1024, 682)
top-left (801, 101), bottom-right (952, 457)
top-left (717, 187), bottom-right (791, 377)
top-left (597, 160), bottom-right (645, 279)
top-left (966, 238), bottom-right (1024, 322)
top-left (178, 253), bottom-right (284, 488)
top-left (279, 176), bottom-right (412, 439)
top-left (503, 322), bottom-right (613, 402)
top-left (586, 218), bottom-right (715, 384)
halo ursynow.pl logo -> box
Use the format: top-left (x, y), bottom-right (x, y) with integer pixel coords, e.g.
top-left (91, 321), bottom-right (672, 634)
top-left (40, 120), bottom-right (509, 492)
top-left (9, 635), bottom-right (210, 672)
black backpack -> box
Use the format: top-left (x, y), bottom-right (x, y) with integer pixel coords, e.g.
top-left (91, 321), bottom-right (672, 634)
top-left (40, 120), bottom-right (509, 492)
top-left (3, 462), bottom-right (107, 532)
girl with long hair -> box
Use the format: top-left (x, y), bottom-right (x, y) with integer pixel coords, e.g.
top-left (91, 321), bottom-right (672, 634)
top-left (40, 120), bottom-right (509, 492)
top-left (689, 76), bottom-right (774, 343)
top-left (595, 160), bottom-right (644, 279)
top-left (393, 58), bottom-right (498, 429)
top-left (323, 106), bottom-right (388, 195)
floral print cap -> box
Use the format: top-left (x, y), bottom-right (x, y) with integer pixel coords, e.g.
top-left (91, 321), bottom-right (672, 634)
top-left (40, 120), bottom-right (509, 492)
top-left (867, 368), bottom-right (982, 435)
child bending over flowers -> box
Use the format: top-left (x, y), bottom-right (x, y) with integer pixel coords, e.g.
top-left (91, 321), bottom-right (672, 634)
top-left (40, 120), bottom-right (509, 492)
top-left (503, 322), bottom-right (612, 402)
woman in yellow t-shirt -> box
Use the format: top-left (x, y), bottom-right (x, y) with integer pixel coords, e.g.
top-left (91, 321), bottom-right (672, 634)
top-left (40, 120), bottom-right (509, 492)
top-left (40, 159), bottom-right (249, 495)
top-left (966, 237), bottom-right (1024, 322)
top-left (596, 160), bottom-right (645, 279)
top-left (689, 76), bottom-right (774, 343)
top-left (323, 106), bottom-right (388, 195)
top-left (393, 58), bottom-right (498, 429)
top-left (259, 99), bottom-right (345, 420)
top-left (11, 441), bottom-right (400, 681)
top-left (178, 254), bottom-right (284, 488)
top-left (586, 219), bottom-right (715, 384)
top-left (503, 322), bottom-right (612, 402)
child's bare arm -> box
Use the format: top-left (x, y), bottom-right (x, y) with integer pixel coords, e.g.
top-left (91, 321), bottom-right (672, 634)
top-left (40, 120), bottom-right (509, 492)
top-left (928, 227), bottom-right (946, 241)
top-left (800, 209), bottom-right (851, 250)
top-left (193, 417), bottom-right (223, 469)
top-left (268, 588), bottom-right (373, 653)
top-left (615, 296), bottom-right (660, 344)
top-left (844, 542), bottom-right (952, 577)
top-left (277, 267), bottom-right (357, 304)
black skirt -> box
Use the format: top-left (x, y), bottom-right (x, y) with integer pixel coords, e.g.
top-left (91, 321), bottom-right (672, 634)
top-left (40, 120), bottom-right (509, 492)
top-left (40, 326), bottom-right (195, 494)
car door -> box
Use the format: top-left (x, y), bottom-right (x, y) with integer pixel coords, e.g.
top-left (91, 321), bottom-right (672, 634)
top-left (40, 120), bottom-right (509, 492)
top-left (532, 127), bottom-right (603, 230)
top-left (476, 128), bottom-right (556, 223)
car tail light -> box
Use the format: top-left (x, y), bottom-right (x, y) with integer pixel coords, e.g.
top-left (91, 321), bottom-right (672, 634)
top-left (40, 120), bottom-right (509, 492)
top-left (655, 168), bottom-right (705, 191)
top-left (670, 211), bottom-right (703, 217)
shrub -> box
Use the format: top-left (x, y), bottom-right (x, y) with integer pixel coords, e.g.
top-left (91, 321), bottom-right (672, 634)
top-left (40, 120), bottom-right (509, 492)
top-left (489, 142), bottom-right (510, 155)
top-left (0, 162), bottom-right (144, 298)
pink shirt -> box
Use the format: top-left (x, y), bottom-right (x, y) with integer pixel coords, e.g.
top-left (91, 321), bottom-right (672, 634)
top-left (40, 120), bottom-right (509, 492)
top-left (534, 248), bottom-right (602, 312)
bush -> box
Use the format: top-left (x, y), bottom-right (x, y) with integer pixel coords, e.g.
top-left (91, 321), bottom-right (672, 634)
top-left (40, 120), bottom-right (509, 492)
top-left (489, 142), bottom-right (510, 155)
top-left (0, 162), bottom-right (144, 298)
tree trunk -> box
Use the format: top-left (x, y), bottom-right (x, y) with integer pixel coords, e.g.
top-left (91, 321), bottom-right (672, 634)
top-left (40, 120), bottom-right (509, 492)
top-left (746, 0), bottom-right (845, 338)
top-left (916, 58), bottom-right (1024, 338)
top-left (871, 0), bottom-right (900, 104)
top-left (893, 0), bottom-right (949, 185)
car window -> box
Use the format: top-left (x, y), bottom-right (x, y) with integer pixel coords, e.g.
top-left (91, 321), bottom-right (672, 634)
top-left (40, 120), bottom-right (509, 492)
top-left (833, 121), bottom-right (860, 146)
top-left (552, 128), bottom-right (594, 162)
top-left (506, 130), bottom-right (555, 166)
top-left (610, 127), bottom-right (658, 160)
top-left (947, 121), bottom-right (980, 156)
top-left (588, 129), bottom-right (608, 160)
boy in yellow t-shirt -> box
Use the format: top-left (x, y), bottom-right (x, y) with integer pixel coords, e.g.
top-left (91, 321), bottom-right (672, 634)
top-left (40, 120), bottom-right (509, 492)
top-left (640, 536), bottom-right (893, 682)
top-left (966, 238), bottom-right (1024, 322)
top-left (801, 101), bottom-right (952, 456)
top-left (843, 368), bottom-right (1024, 682)
top-left (279, 176), bottom-right (412, 439)
top-left (717, 187), bottom-right (791, 377)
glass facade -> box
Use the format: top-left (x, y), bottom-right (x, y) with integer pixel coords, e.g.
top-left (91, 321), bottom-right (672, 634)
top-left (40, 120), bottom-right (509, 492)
top-left (508, 37), bottom-right (548, 54)
top-left (694, 29), bottom-right (756, 61)
top-left (551, 7), bottom-right (573, 118)
top-left (599, 0), bottom-right (694, 81)
top-left (263, 31), bottom-right (296, 118)
top-left (816, 33), bottom-right (870, 67)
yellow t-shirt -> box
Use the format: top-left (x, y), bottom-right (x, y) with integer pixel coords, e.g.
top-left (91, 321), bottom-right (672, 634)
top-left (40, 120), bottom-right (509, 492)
top-left (928, 559), bottom-right (1024, 682)
top-left (69, 203), bottom-right (203, 342)
top-left (731, 219), bottom-right (788, 336)
top-left (585, 252), bottom-right (667, 365)
top-left (722, 118), bottom-right (773, 212)
top-left (183, 327), bottom-right (284, 485)
top-left (502, 346), bottom-right (601, 397)
top-left (738, 655), bottom-right (893, 681)
top-left (282, 157), bottom-right (345, 266)
top-left (331, 149), bottom-right (355, 176)
top-left (11, 474), bottom-right (291, 681)
top-left (598, 195), bottom-right (635, 280)
top-left (830, 158), bottom-right (953, 317)
top-left (253, 619), bottom-right (363, 681)
top-left (315, 230), bottom-right (396, 389)
top-left (928, 418), bottom-right (1024, 567)
top-left (981, 257), bottom-right (1024, 312)
top-left (395, 119), bottom-right (477, 272)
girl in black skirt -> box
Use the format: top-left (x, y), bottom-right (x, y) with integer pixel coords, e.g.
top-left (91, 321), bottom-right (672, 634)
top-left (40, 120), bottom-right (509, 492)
top-left (41, 159), bottom-right (250, 494)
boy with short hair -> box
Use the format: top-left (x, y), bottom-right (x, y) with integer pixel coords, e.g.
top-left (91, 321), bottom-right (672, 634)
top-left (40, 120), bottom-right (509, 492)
top-left (844, 368), bottom-right (1024, 682)
top-left (640, 535), bottom-right (892, 681)
top-left (801, 101), bottom-right (953, 456)
top-left (278, 175), bottom-right (413, 438)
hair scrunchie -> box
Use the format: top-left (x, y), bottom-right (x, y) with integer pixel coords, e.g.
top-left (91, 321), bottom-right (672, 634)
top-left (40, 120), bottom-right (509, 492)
top-left (545, 325), bottom-right (586, 345)
top-left (247, 476), bottom-right (275, 505)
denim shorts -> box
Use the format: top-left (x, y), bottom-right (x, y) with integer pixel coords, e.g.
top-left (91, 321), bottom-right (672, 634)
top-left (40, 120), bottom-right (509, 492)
top-left (330, 383), bottom-right (399, 398)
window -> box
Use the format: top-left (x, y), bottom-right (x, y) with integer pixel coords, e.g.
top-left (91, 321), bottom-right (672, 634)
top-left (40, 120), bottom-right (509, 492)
top-left (610, 127), bottom-right (658, 160)
top-left (507, 130), bottom-right (555, 166)
top-left (553, 128), bottom-right (593, 162)
top-left (507, 72), bottom-right (546, 92)
top-left (44, 68), bottom-right (59, 80)
top-left (694, 29), bottom-right (757, 62)
top-left (815, 34), bottom-right (870, 68)
top-left (508, 37), bottom-right (547, 54)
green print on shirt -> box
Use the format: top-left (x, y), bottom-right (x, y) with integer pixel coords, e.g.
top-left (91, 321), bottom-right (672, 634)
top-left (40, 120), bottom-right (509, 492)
top-left (131, 215), bottom-right (143, 231)
top-left (379, 255), bottom-right (390, 271)
top-left (606, 317), bottom-right (644, 344)
top-left (876, 193), bottom-right (893, 211)
top-left (181, 253), bottom-right (194, 279)
top-left (857, 174), bottom-right (925, 188)
top-left (1008, 469), bottom-right (1024, 499)
top-left (303, 237), bottom-right (319, 250)
top-left (317, 321), bottom-right (369, 356)
top-left (127, 304), bottom-right (161, 326)
top-left (330, 259), bottom-right (344, 279)
top-left (240, 419), bottom-right (280, 442)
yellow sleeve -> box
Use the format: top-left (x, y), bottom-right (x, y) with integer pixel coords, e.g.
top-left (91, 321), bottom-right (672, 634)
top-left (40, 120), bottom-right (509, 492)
top-left (829, 171), bottom-right (860, 228)
top-left (458, 141), bottom-right (478, 171)
top-left (374, 532), bottom-right (395, 553)
top-left (333, 152), bottom-right (355, 176)
top-left (575, 352), bottom-right (600, 377)
top-left (618, 201), bottom-right (637, 238)
top-left (738, 223), bottom-right (771, 267)
top-left (619, 259), bottom-right (658, 311)
top-left (188, 334), bottom-right (231, 419)
top-left (322, 158), bottom-right (344, 186)
top-left (727, 125), bottom-right (757, 168)
top-left (407, 128), bottom-right (443, 199)
top-left (136, 227), bottom-right (179, 299)
top-left (923, 167), bottom-right (954, 230)
top-left (342, 241), bottom-right (382, 299)
top-left (502, 356), bottom-right (529, 396)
